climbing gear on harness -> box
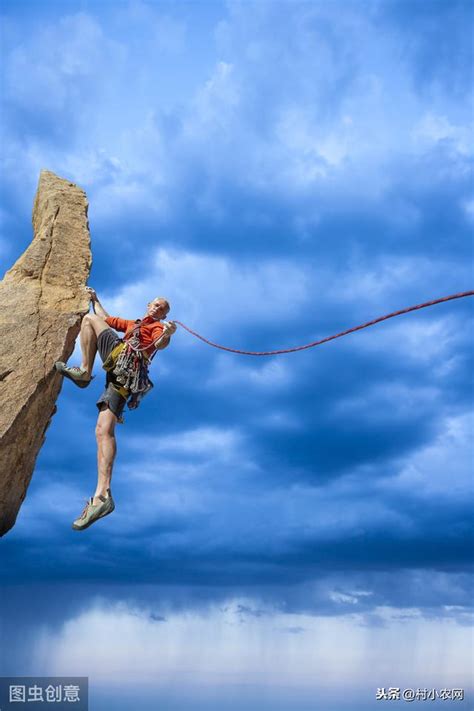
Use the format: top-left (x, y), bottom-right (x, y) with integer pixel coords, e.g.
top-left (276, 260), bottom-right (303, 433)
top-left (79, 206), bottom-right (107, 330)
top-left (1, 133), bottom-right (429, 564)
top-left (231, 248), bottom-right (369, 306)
top-left (99, 320), bottom-right (171, 411)
top-left (174, 290), bottom-right (474, 356)
top-left (119, 321), bottom-right (173, 358)
top-left (55, 362), bottom-right (94, 387)
top-left (102, 342), bottom-right (127, 372)
top-left (103, 321), bottom-right (160, 410)
top-left (114, 340), bottom-right (151, 393)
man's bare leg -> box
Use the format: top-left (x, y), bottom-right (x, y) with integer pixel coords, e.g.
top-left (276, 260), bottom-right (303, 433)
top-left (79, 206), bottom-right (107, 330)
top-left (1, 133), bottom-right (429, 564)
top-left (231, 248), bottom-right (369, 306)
top-left (79, 314), bottom-right (110, 376)
top-left (93, 406), bottom-right (117, 504)
top-left (71, 405), bottom-right (116, 529)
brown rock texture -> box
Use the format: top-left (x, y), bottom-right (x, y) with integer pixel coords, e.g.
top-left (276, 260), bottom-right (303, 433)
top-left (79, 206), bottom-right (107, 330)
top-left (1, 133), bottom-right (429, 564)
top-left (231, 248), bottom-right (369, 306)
top-left (0, 170), bottom-right (92, 536)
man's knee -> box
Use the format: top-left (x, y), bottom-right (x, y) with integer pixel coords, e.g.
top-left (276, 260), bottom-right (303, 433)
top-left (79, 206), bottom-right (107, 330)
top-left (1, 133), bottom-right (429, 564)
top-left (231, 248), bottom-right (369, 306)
top-left (96, 423), bottom-right (115, 441)
top-left (96, 411), bottom-right (117, 440)
top-left (83, 313), bottom-right (108, 336)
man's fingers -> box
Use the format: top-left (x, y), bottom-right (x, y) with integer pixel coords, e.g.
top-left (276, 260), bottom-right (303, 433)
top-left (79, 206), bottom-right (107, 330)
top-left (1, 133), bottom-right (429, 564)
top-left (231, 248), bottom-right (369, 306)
top-left (163, 320), bottom-right (177, 334)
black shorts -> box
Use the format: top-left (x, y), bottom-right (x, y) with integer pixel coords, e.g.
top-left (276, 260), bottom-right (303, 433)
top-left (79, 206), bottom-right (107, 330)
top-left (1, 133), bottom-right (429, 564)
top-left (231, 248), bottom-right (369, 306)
top-left (96, 329), bottom-right (127, 422)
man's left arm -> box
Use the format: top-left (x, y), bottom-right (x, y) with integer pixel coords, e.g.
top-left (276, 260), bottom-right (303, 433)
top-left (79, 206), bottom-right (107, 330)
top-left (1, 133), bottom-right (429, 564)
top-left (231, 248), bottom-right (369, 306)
top-left (154, 321), bottom-right (176, 350)
top-left (86, 287), bottom-right (110, 319)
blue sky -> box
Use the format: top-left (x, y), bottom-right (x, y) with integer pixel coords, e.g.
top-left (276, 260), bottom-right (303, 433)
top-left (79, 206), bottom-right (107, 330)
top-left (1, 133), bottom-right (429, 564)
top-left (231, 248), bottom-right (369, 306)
top-left (0, 1), bottom-right (473, 709)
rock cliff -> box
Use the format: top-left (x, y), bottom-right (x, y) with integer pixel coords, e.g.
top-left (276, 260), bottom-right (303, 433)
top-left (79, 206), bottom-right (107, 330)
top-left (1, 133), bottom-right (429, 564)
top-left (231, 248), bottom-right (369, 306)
top-left (0, 170), bottom-right (92, 536)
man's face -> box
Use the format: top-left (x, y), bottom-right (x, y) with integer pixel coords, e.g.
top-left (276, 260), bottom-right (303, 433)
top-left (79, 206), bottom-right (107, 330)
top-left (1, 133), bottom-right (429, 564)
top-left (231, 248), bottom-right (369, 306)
top-left (147, 298), bottom-right (168, 320)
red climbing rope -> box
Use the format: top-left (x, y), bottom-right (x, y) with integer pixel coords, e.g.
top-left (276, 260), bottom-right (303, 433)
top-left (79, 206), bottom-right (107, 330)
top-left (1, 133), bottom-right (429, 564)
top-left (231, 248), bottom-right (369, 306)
top-left (174, 290), bottom-right (474, 357)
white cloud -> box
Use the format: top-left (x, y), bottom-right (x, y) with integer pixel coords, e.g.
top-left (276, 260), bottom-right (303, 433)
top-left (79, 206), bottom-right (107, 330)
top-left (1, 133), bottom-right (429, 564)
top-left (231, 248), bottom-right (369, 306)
top-left (331, 381), bottom-right (440, 422)
top-left (185, 61), bottom-right (240, 135)
top-left (351, 314), bottom-right (466, 369)
top-left (462, 197), bottom-right (474, 222)
top-left (5, 14), bottom-right (109, 111)
top-left (101, 247), bottom-right (310, 334)
top-left (2, 1), bottom-right (473, 230)
top-left (332, 255), bottom-right (469, 304)
top-left (32, 597), bottom-right (473, 689)
top-left (176, 5), bottom-right (472, 202)
top-left (11, 480), bottom-right (86, 538)
top-left (413, 113), bottom-right (472, 158)
top-left (207, 353), bottom-right (294, 390)
top-left (329, 591), bottom-right (369, 605)
top-left (255, 409), bottom-right (301, 430)
top-left (152, 14), bottom-right (187, 55)
top-left (379, 411), bottom-right (474, 500)
top-left (127, 425), bottom-right (243, 459)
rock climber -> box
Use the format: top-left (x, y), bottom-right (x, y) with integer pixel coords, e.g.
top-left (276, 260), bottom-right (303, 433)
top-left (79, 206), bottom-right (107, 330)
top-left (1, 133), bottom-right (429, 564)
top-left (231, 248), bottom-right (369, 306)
top-left (55, 287), bottom-right (176, 531)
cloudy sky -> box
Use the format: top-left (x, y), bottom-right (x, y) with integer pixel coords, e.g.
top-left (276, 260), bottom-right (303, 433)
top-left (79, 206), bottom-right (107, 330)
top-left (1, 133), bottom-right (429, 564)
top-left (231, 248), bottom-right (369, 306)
top-left (1, 0), bottom-right (473, 709)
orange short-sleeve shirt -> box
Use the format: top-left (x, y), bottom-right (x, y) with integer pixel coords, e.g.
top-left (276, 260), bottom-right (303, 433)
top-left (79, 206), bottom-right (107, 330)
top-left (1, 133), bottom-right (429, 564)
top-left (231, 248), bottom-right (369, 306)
top-left (105, 315), bottom-right (166, 358)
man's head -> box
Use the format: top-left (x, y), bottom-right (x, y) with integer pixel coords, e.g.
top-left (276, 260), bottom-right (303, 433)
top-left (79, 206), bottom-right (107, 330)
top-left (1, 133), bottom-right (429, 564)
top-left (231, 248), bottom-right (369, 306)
top-left (147, 297), bottom-right (170, 321)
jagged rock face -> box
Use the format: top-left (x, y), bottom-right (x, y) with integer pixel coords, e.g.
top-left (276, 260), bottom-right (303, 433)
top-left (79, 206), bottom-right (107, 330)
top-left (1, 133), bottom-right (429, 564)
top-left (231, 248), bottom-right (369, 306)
top-left (0, 170), bottom-right (92, 536)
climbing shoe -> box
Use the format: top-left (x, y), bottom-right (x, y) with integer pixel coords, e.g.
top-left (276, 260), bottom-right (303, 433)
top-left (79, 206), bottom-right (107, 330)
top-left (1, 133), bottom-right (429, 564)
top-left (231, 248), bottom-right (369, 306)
top-left (55, 362), bottom-right (93, 388)
top-left (72, 489), bottom-right (115, 531)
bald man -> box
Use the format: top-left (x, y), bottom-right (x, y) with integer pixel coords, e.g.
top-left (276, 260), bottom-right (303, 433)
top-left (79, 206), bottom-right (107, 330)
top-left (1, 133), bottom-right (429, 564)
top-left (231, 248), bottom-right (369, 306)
top-left (55, 287), bottom-right (176, 530)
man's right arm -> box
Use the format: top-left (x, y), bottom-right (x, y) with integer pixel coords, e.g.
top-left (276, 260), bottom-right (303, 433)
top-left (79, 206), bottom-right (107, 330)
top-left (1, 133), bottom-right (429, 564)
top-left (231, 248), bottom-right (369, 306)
top-left (153, 321), bottom-right (177, 350)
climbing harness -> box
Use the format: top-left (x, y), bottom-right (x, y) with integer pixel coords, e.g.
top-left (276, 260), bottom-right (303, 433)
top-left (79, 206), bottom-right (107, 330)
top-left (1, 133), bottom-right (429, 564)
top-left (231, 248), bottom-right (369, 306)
top-left (102, 321), bottom-right (170, 409)
top-left (173, 290), bottom-right (474, 356)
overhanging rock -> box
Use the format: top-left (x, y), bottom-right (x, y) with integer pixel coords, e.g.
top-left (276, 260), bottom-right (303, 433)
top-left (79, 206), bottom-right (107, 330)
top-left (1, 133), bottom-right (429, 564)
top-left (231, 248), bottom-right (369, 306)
top-left (0, 170), bottom-right (92, 536)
